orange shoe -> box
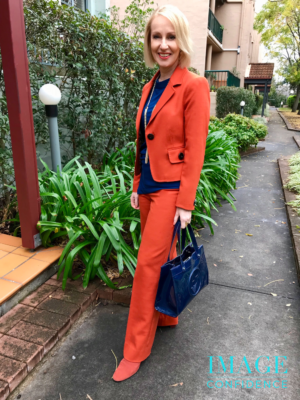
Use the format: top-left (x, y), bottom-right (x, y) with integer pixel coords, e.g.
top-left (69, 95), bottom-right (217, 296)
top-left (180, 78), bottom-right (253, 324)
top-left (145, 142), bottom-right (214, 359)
top-left (112, 358), bottom-right (141, 382)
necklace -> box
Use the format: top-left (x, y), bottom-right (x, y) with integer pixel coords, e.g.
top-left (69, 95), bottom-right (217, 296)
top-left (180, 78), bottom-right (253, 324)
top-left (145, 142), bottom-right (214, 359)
top-left (143, 74), bottom-right (160, 164)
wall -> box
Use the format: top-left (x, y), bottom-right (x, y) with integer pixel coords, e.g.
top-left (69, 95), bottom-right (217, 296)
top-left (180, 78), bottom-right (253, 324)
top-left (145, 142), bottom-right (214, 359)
top-left (210, 92), bottom-right (216, 116)
top-left (110, 0), bottom-right (210, 75)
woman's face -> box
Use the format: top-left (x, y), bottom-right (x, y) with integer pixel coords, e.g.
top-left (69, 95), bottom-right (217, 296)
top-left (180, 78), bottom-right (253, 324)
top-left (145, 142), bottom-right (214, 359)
top-left (150, 15), bottom-right (180, 70)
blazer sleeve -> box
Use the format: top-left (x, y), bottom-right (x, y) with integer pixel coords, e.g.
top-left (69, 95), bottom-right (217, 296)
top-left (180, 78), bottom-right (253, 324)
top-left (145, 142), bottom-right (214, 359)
top-left (175, 76), bottom-right (210, 211)
top-left (132, 160), bottom-right (141, 192)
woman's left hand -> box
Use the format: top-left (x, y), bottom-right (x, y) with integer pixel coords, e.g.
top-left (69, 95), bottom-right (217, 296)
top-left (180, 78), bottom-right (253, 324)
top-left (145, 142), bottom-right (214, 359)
top-left (173, 207), bottom-right (192, 229)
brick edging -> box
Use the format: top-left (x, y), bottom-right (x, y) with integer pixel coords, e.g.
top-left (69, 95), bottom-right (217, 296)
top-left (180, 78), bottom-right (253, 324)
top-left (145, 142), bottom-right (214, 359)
top-left (0, 276), bottom-right (132, 399)
top-left (277, 157), bottom-right (300, 286)
top-left (277, 109), bottom-right (300, 132)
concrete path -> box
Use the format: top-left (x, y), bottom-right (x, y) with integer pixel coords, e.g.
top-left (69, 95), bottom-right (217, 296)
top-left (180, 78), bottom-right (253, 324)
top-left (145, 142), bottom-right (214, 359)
top-left (10, 109), bottom-right (300, 400)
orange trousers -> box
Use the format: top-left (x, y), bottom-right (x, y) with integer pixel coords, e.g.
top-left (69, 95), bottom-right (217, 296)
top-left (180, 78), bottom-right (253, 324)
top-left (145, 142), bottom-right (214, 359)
top-left (123, 189), bottom-right (179, 362)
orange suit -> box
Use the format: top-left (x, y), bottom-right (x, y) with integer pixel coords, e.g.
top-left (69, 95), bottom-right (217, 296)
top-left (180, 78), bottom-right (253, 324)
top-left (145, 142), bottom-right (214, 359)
top-left (123, 64), bottom-right (210, 362)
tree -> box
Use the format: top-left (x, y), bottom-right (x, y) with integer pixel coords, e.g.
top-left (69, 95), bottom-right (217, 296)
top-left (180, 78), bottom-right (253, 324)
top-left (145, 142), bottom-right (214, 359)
top-left (254, 0), bottom-right (300, 113)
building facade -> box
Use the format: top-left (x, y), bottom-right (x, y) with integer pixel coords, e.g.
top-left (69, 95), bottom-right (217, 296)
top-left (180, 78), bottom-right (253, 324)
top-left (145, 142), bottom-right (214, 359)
top-left (110, 0), bottom-right (263, 89)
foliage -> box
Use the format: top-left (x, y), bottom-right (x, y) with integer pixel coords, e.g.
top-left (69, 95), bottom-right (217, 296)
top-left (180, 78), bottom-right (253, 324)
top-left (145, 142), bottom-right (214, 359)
top-left (0, 0), bottom-right (155, 225)
top-left (267, 82), bottom-right (287, 107)
top-left (216, 86), bottom-right (256, 118)
top-left (287, 95), bottom-right (300, 110)
top-left (24, 0), bottom-right (155, 165)
top-left (284, 151), bottom-right (300, 214)
top-left (37, 144), bottom-right (140, 290)
top-left (256, 103), bottom-right (270, 118)
top-left (254, 0), bottom-right (300, 112)
top-left (210, 114), bottom-right (268, 151)
top-left (35, 124), bottom-right (240, 288)
top-left (253, 93), bottom-right (263, 115)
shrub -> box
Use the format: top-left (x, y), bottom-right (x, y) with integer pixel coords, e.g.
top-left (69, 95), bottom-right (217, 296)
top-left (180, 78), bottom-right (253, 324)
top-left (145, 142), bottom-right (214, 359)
top-left (210, 113), bottom-right (267, 151)
top-left (216, 86), bottom-right (256, 118)
top-left (287, 95), bottom-right (300, 110)
top-left (253, 94), bottom-right (263, 115)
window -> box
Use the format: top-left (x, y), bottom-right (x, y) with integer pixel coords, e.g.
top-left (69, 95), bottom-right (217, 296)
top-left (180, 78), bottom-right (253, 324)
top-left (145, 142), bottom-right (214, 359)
top-left (61, 0), bottom-right (87, 12)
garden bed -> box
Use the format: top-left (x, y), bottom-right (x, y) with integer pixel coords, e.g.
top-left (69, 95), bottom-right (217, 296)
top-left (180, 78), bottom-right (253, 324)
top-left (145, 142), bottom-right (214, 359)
top-left (278, 157), bottom-right (300, 286)
top-left (277, 109), bottom-right (300, 132)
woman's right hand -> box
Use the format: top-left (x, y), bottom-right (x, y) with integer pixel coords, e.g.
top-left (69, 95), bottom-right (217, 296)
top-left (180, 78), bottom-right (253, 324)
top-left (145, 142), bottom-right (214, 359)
top-left (131, 192), bottom-right (140, 209)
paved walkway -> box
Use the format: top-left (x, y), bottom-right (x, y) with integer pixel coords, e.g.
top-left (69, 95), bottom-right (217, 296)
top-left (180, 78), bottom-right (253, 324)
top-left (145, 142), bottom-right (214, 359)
top-left (11, 109), bottom-right (300, 400)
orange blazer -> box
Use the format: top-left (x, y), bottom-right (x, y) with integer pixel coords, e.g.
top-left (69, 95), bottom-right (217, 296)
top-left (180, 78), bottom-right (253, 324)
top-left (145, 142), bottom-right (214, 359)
top-left (133, 64), bottom-right (210, 211)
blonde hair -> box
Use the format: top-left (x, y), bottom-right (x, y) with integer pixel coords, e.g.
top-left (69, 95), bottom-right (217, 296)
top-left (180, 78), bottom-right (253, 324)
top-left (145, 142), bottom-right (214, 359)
top-left (143, 5), bottom-right (193, 69)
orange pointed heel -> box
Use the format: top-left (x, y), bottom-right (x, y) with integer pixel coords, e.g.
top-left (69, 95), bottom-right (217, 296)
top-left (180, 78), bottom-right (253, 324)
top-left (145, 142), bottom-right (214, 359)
top-left (112, 358), bottom-right (141, 382)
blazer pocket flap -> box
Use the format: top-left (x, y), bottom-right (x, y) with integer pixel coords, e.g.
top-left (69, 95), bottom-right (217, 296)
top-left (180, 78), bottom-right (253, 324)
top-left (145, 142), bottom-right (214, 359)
top-left (168, 147), bottom-right (185, 163)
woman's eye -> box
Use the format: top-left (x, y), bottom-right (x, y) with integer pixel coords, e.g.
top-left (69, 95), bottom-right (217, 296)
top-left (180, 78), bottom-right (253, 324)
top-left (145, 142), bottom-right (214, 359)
top-left (169, 36), bottom-right (176, 40)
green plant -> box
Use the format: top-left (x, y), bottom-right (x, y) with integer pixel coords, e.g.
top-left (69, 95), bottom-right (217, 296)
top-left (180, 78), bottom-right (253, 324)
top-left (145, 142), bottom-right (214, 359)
top-left (37, 145), bottom-right (140, 290)
top-left (216, 86), bottom-right (256, 118)
top-left (209, 113), bottom-right (268, 151)
top-left (287, 95), bottom-right (300, 110)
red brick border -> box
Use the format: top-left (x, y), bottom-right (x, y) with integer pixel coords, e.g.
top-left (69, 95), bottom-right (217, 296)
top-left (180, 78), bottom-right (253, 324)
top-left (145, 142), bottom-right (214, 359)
top-left (0, 273), bottom-right (133, 399)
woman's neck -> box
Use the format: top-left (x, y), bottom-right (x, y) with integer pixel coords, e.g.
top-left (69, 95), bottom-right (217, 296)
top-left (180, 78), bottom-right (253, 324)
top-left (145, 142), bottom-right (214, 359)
top-left (158, 61), bottom-right (179, 82)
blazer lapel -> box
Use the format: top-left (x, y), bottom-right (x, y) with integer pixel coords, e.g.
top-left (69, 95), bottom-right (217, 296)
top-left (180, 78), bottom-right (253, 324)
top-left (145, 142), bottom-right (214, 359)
top-left (147, 65), bottom-right (187, 126)
top-left (135, 65), bottom-right (188, 134)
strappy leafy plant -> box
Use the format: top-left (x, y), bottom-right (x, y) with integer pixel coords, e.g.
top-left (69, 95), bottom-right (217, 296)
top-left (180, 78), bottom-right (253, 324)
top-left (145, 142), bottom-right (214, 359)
top-left (37, 143), bottom-right (140, 290)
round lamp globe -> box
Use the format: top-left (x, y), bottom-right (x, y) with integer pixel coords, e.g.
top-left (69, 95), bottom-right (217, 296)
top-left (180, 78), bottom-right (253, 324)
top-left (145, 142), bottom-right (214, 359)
top-left (39, 84), bottom-right (61, 105)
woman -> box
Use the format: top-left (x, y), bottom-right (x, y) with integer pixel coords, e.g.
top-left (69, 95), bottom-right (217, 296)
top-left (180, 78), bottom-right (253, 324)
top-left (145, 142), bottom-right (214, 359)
top-left (112, 5), bottom-right (210, 382)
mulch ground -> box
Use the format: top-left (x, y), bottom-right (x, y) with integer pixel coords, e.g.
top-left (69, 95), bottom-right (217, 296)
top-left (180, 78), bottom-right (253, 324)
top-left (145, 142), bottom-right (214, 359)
top-left (279, 110), bottom-right (300, 130)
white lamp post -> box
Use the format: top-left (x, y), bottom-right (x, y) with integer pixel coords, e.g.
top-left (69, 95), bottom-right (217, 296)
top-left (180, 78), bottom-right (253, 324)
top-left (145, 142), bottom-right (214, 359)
top-left (39, 84), bottom-right (62, 173)
top-left (240, 100), bottom-right (245, 116)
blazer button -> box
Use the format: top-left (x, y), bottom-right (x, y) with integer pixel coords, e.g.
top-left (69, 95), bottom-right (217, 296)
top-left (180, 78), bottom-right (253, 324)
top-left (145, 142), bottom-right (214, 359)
top-left (147, 133), bottom-right (154, 140)
top-left (178, 152), bottom-right (184, 160)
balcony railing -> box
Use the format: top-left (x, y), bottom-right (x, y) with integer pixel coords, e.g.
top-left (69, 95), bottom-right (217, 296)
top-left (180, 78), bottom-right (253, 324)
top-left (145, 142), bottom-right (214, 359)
top-left (208, 9), bottom-right (223, 44)
top-left (205, 70), bottom-right (240, 91)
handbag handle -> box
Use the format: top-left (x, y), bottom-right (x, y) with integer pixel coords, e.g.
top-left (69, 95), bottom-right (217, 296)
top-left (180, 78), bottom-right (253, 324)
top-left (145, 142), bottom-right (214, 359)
top-left (167, 219), bottom-right (182, 261)
top-left (167, 220), bottom-right (201, 262)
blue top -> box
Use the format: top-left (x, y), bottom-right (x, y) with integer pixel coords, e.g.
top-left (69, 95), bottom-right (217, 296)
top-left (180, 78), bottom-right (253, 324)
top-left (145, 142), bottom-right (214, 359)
top-left (137, 77), bottom-right (181, 195)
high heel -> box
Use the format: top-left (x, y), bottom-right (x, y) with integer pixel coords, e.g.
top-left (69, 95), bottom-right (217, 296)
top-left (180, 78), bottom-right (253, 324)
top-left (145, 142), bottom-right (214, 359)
top-left (112, 358), bottom-right (141, 382)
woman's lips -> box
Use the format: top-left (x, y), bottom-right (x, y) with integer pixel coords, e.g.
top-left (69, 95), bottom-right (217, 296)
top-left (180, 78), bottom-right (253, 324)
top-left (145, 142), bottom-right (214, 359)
top-left (158, 53), bottom-right (171, 60)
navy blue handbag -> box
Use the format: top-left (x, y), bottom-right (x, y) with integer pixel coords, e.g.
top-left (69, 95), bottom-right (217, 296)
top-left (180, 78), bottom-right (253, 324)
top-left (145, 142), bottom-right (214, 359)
top-left (155, 219), bottom-right (209, 317)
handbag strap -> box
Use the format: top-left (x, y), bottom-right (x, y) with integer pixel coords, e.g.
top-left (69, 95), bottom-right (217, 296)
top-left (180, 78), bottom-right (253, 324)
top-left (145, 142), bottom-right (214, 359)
top-left (167, 220), bottom-right (200, 262)
top-left (167, 219), bottom-right (181, 261)
top-left (186, 224), bottom-right (201, 255)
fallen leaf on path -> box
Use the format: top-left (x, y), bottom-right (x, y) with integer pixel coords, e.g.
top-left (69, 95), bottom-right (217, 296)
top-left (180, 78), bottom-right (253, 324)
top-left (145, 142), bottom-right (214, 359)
top-left (214, 264), bottom-right (217, 266)
top-left (170, 382), bottom-right (184, 387)
top-left (254, 225), bottom-right (260, 227)
top-left (207, 317), bottom-right (209, 325)
top-left (246, 233), bottom-right (253, 236)
top-left (282, 222), bottom-right (286, 224)
top-left (270, 293), bottom-right (277, 296)
top-left (248, 273), bottom-right (253, 276)
top-left (232, 249), bottom-right (237, 251)
top-left (249, 315), bottom-right (252, 319)
top-left (248, 302), bottom-right (252, 305)
top-left (264, 279), bottom-right (284, 287)
top-left (239, 256), bottom-right (244, 258)
top-left (286, 304), bottom-right (291, 307)
top-left (187, 308), bottom-right (192, 313)
top-left (87, 395), bottom-right (93, 400)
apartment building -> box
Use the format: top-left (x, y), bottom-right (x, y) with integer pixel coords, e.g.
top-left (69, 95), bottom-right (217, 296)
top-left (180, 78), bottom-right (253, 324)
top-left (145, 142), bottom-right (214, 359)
top-left (110, 0), bottom-right (263, 90)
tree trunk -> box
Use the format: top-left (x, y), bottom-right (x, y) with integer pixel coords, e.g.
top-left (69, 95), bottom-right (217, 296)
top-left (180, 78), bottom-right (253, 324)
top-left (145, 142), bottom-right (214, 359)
top-left (292, 84), bottom-right (300, 112)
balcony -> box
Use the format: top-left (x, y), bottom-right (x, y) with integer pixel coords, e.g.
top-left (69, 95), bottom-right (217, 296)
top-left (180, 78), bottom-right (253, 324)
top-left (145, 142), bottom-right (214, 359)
top-left (208, 9), bottom-right (223, 44)
top-left (205, 70), bottom-right (240, 91)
